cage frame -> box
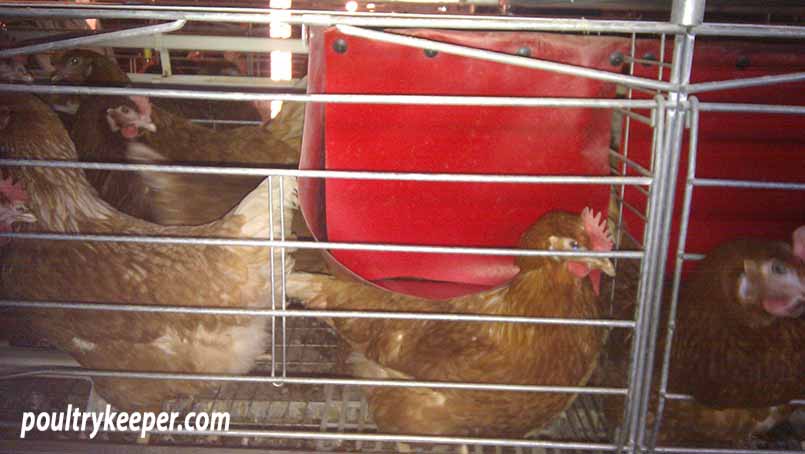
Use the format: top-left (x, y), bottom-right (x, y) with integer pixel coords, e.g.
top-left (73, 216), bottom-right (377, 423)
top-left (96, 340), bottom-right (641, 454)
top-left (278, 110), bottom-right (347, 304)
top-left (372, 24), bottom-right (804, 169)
top-left (1, 0), bottom-right (804, 452)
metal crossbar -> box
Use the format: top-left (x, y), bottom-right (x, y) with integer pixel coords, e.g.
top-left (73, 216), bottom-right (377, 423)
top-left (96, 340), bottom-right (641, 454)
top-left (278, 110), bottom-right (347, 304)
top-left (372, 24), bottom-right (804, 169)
top-left (1, 1), bottom-right (803, 452)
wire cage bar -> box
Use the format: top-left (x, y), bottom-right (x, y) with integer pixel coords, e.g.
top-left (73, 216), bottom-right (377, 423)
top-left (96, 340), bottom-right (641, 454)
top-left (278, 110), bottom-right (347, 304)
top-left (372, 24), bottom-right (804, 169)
top-left (0, 0), bottom-right (804, 453)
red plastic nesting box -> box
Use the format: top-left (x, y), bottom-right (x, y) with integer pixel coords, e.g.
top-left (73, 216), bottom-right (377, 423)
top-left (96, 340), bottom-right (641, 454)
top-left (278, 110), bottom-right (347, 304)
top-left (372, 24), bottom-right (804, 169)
top-left (622, 38), bottom-right (805, 273)
top-left (300, 27), bottom-right (631, 299)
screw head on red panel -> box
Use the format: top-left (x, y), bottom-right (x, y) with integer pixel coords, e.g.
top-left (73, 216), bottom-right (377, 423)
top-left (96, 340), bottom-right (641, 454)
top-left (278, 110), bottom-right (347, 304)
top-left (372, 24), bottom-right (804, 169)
top-left (609, 51), bottom-right (624, 66)
top-left (333, 39), bottom-right (348, 54)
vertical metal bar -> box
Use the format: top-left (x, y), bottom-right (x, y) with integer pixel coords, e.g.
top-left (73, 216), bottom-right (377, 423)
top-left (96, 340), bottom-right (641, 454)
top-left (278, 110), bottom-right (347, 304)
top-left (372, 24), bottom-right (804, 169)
top-left (657, 34), bottom-right (667, 83)
top-left (639, 35), bottom-right (696, 454)
top-left (628, 1), bottom-right (702, 450)
top-left (158, 46), bottom-right (172, 77)
top-left (648, 34), bottom-right (668, 174)
top-left (620, 94), bottom-right (665, 454)
top-left (650, 97), bottom-right (700, 447)
top-left (279, 177), bottom-right (288, 379)
top-left (268, 176), bottom-right (277, 379)
top-left (609, 32), bottom-right (637, 314)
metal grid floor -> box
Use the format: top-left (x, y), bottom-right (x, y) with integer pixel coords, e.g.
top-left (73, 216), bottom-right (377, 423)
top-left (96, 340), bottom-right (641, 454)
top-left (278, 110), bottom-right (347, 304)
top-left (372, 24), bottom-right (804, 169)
top-left (0, 315), bottom-right (611, 453)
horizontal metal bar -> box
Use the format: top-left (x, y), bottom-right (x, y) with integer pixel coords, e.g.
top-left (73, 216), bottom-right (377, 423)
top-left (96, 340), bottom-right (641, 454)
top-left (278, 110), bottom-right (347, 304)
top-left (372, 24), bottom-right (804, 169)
top-left (616, 107), bottom-right (654, 126)
top-left (0, 232), bottom-right (643, 260)
top-left (692, 178), bottom-right (805, 191)
top-left (0, 367), bottom-right (628, 397)
top-left (662, 392), bottom-right (694, 401)
top-left (655, 446), bottom-right (803, 454)
top-left (127, 73), bottom-right (304, 89)
top-left (190, 118), bottom-right (263, 126)
top-left (0, 346), bottom-right (80, 369)
top-left (337, 25), bottom-right (675, 92)
top-left (0, 83), bottom-right (659, 109)
top-left (96, 34), bottom-right (308, 54)
top-left (665, 393), bottom-right (805, 407)
top-left (0, 20), bottom-right (187, 58)
top-left (0, 440), bottom-right (316, 454)
top-left (623, 56), bottom-right (671, 68)
top-left (680, 253), bottom-right (705, 261)
top-left (697, 102), bottom-right (805, 115)
top-left (0, 4), bottom-right (683, 34)
top-left (687, 72), bottom-right (805, 94)
top-left (609, 149), bottom-right (651, 177)
top-left (0, 159), bottom-right (652, 185)
top-left (0, 300), bottom-right (635, 328)
top-left (5, 4), bottom-right (805, 38)
top-left (3, 30), bottom-right (300, 56)
top-left (694, 22), bottom-right (805, 39)
top-left (0, 424), bottom-right (619, 451)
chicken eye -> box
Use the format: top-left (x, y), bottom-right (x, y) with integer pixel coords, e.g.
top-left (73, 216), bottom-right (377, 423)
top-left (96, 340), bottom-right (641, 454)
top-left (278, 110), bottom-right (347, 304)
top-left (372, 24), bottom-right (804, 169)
top-left (70, 57), bottom-right (80, 65)
top-left (120, 106), bottom-right (131, 114)
top-left (770, 261), bottom-right (788, 275)
top-left (569, 240), bottom-right (580, 250)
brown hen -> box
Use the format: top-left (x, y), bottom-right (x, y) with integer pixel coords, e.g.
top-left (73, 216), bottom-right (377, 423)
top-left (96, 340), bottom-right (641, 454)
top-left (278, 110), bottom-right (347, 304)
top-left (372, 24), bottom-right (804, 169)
top-left (53, 49), bottom-right (303, 225)
top-left (287, 208), bottom-right (615, 437)
top-left (0, 92), bottom-right (297, 411)
top-left (52, 49), bottom-right (262, 126)
top-left (599, 229), bottom-right (805, 447)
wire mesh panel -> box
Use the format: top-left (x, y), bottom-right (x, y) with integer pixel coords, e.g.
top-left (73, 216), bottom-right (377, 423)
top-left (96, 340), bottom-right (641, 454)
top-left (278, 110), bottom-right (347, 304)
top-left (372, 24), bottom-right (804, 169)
top-left (0, 1), bottom-right (803, 453)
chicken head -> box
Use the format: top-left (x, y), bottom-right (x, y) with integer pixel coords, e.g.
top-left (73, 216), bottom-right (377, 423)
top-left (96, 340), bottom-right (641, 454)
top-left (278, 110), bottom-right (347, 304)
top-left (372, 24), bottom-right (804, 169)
top-left (106, 96), bottom-right (157, 140)
top-left (516, 207), bottom-right (615, 295)
top-left (0, 58), bottom-right (34, 84)
top-left (0, 175), bottom-right (36, 244)
top-left (51, 50), bottom-right (95, 82)
top-left (734, 228), bottom-right (805, 320)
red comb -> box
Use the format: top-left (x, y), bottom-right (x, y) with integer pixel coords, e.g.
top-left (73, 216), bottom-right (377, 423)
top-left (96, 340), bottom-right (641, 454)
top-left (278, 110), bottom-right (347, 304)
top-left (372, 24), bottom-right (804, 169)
top-left (794, 225), bottom-right (805, 262)
top-left (129, 95), bottom-right (152, 118)
top-left (0, 175), bottom-right (28, 203)
top-left (581, 207), bottom-right (613, 252)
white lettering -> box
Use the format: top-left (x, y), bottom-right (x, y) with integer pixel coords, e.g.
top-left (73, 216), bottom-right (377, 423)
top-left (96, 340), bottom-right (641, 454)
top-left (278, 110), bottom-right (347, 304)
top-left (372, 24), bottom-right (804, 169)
top-left (35, 413), bottom-right (49, 432)
top-left (19, 413), bottom-right (34, 438)
top-left (19, 407), bottom-right (231, 439)
top-left (102, 405), bottom-right (116, 432)
top-left (140, 412), bottom-right (156, 438)
top-left (89, 411), bottom-right (103, 439)
top-left (156, 412), bottom-right (170, 431)
top-left (116, 412), bottom-right (129, 432)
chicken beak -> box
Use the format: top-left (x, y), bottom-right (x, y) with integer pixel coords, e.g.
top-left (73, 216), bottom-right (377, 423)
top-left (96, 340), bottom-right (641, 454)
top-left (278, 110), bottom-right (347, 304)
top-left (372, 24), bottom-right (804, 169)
top-left (583, 257), bottom-right (616, 277)
top-left (19, 211), bottom-right (37, 224)
top-left (50, 72), bottom-right (63, 83)
top-left (137, 118), bottom-right (157, 133)
top-left (11, 204), bottom-right (36, 225)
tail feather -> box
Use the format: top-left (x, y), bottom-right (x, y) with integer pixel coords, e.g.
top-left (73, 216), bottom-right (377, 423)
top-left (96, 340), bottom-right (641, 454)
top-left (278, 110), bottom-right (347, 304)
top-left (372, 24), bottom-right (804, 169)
top-left (264, 101), bottom-right (305, 150)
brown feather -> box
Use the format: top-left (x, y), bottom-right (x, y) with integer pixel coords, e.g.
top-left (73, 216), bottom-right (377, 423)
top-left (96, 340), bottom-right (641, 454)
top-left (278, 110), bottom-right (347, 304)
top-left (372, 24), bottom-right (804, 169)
top-left (287, 211), bottom-right (611, 437)
top-left (59, 50), bottom-right (301, 226)
top-left (0, 93), bottom-right (295, 411)
top-left (597, 237), bottom-right (805, 446)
